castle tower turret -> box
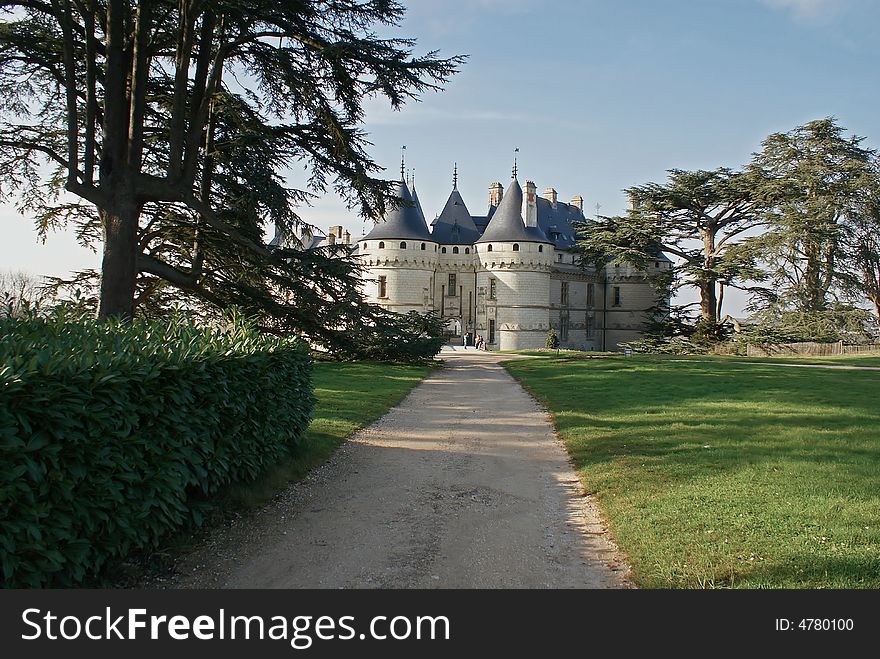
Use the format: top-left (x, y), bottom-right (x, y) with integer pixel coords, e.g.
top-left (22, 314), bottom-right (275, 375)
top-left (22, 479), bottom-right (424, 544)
top-left (474, 177), bottom-right (552, 351)
top-left (358, 179), bottom-right (438, 313)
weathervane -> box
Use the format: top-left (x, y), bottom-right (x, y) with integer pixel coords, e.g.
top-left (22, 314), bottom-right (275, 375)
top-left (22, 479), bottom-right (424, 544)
top-left (512, 147), bottom-right (519, 179)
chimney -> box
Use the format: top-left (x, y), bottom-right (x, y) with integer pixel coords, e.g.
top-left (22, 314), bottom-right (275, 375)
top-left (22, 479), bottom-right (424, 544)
top-left (343, 230), bottom-right (351, 245)
top-left (488, 182), bottom-right (504, 208)
top-left (327, 232), bottom-right (336, 245)
top-left (524, 180), bottom-right (538, 227)
top-left (571, 195), bottom-right (584, 212)
top-left (543, 187), bottom-right (558, 208)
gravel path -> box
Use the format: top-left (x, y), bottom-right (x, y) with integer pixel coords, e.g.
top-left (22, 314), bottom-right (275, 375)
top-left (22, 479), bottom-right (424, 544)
top-left (162, 350), bottom-right (632, 589)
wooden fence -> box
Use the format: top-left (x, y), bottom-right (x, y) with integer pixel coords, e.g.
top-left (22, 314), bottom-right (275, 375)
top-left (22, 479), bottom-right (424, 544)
top-left (746, 341), bottom-right (880, 357)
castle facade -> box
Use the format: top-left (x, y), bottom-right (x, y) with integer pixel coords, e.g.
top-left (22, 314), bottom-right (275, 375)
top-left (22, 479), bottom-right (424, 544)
top-left (351, 172), bottom-right (668, 351)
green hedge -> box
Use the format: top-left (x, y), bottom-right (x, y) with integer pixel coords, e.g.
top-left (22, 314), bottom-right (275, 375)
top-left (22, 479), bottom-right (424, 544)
top-left (0, 310), bottom-right (314, 587)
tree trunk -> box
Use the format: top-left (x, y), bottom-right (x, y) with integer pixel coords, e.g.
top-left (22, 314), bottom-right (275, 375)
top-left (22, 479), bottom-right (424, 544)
top-left (98, 201), bottom-right (140, 320)
top-left (802, 240), bottom-right (826, 311)
top-left (700, 228), bottom-right (718, 324)
top-left (873, 294), bottom-right (880, 322)
top-left (699, 280), bottom-right (717, 325)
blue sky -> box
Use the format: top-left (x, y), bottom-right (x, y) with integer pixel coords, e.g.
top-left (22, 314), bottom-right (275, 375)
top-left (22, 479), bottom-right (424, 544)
top-left (3, 0), bottom-right (879, 314)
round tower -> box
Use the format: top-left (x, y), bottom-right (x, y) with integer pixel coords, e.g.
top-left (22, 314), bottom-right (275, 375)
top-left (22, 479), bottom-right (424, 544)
top-left (358, 179), bottom-right (438, 313)
top-left (474, 178), bottom-right (553, 350)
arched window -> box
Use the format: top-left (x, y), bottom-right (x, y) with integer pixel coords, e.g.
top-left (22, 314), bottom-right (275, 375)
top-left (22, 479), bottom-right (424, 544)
top-left (453, 246), bottom-right (459, 254)
top-left (378, 242), bottom-right (385, 249)
top-left (513, 244), bottom-right (520, 252)
top-left (421, 243), bottom-right (426, 250)
top-left (465, 248), bottom-right (470, 254)
top-left (487, 245), bottom-right (493, 252)
top-left (538, 245), bottom-right (543, 253)
top-left (441, 247), bottom-right (447, 254)
top-left (400, 241), bottom-right (407, 249)
top-left (363, 243), bottom-right (368, 249)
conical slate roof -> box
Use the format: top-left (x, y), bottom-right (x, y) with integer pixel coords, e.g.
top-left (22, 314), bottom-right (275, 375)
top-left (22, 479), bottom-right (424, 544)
top-left (475, 179), bottom-right (550, 244)
top-left (412, 185), bottom-right (426, 224)
top-left (363, 180), bottom-right (434, 242)
top-left (431, 188), bottom-right (481, 244)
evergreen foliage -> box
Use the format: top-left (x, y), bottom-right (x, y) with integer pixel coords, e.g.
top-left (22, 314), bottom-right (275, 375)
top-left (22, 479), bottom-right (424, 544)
top-left (0, 308), bottom-right (314, 586)
top-left (750, 118), bottom-right (876, 313)
top-left (576, 168), bottom-right (769, 331)
top-left (0, 1), bottom-right (464, 329)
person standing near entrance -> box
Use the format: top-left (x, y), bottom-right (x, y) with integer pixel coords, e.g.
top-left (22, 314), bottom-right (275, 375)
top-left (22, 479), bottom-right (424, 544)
top-left (464, 331), bottom-right (471, 349)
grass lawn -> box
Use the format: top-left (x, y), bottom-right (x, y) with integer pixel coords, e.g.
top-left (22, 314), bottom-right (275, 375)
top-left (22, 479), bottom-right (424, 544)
top-left (503, 355), bottom-right (880, 588)
top-left (221, 360), bottom-right (433, 508)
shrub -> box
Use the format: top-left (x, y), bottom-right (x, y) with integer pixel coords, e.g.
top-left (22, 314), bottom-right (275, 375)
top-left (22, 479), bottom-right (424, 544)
top-left (545, 329), bottom-right (560, 350)
top-left (334, 310), bottom-right (446, 363)
top-left (620, 337), bottom-right (708, 355)
top-left (0, 309), bottom-right (314, 587)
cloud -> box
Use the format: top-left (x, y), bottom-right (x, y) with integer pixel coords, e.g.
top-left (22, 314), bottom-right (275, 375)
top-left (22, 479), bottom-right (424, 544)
top-left (759, 0), bottom-right (845, 19)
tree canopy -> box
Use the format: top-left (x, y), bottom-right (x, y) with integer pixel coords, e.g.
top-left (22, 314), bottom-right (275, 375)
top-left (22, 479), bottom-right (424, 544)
top-left (0, 0), bottom-right (464, 345)
top-left (749, 118), bottom-right (876, 313)
top-left (577, 167), bottom-right (768, 333)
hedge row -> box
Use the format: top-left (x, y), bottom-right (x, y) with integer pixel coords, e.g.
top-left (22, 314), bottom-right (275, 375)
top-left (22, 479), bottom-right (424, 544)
top-left (0, 310), bottom-right (314, 587)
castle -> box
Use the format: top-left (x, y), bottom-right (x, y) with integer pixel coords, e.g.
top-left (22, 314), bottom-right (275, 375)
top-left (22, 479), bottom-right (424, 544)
top-left (337, 167), bottom-right (668, 351)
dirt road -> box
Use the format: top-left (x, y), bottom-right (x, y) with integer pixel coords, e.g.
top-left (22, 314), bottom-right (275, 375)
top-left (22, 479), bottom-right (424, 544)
top-left (164, 350), bottom-right (632, 589)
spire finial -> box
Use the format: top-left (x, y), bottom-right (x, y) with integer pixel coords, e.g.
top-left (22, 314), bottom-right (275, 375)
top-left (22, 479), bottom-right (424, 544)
top-left (453, 162), bottom-right (458, 190)
top-left (412, 167), bottom-right (416, 189)
top-left (400, 145), bottom-right (406, 182)
top-left (512, 147), bottom-right (519, 180)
